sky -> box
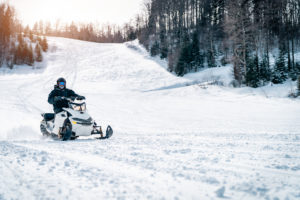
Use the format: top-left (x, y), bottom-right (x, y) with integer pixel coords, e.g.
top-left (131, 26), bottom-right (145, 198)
top-left (7, 0), bottom-right (144, 27)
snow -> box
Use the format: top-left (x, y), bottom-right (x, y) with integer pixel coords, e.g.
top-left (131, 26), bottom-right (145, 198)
top-left (0, 37), bottom-right (300, 200)
top-left (215, 186), bottom-right (226, 198)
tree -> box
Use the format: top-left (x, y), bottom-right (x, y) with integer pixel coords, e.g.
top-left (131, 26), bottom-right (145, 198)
top-left (41, 36), bottom-right (48, 52)
top-left (14, 44), bottom-right (21, 65)
top-left (26, 44), bottom-right (34, 66)
top-left (45, 21), bottom-right (51, 35)
top-left (134, 0), bottom-right (300, 84)
top-left (39, 20), bottom-right (44, 35)
top-left (37, 36), bottom-right (42, 44)
top-left (207, 47), bottom-right (217, 68)
top-left (225, 0), bottom-right (254, 85)
top-left (34, 44), bottom-right (43, 62)
top-left (175, 34), bottom-right (192, 76)
top-left (190, 31), bottom-right (202, 71)
top-left (7, 41), bottom-right (16, 68)
top-left (29, 31), bottom-right (34, 41)
top-left (298, 75), bottom-right (300, 96)
top-left (272, 47), bottom-right (287, 84)
top-left (175, 47), bottom-right (188, 76)
top-left (0, 3), bottom-right (47, 68)
top-left (259, 53), bottom-right (271, 84)
top-left (126, 26), bottom-right (137, 41)
top-left (14, 34), bottom-right (25, 65)
top-left (0, 3), bottom-right (15, 66)
top-left (159, 25), bottom-right (168, 59)
top-left (150, 41), bottom-right (160, 56)
top-left (245, 55), bottom-right (260, 88)
top-left (33, 22), bottom-right (39, 34)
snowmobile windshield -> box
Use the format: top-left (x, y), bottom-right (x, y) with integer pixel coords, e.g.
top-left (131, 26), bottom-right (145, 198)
top-left (71, 103), bottom-right (86, 111)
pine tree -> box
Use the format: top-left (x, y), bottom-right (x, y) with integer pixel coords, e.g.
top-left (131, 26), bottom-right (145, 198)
top-left (150, 41), bottom-right (160, 56)
top-left (175, 46), bottom-right (192, 76)
top-left (159, 23), bottom-right (168, 59)
top-left (167, 48), bottom-right (180, 73)
top-left (289, 61), bottom-right (300, 81)
top-left (14, 35), bottom-right (26, 65)
top-left (7, 41), bottom-right (16, 69)
top-left (245, 55), bottom-right (260, 88)
top-left (27, 44), bottom-right (34, 66)
top-left (23, 43), bottom-right (30, 65)
top-left (34, 44), bottom-right (43, 62)
top-left (17, 34), bottom-right (24, 45)
top-left (175, 34), bottom-right (192, 76)
top-left (41, 36), bottom-right (48, 52)
top-left (127, 28), bottom-right (136, 41)
top-left (259, 53), bottom-right (271, 84)
top-left (295, 62), bottom-right (300, 77)
top-left (290, 68), bottom-right (298, 81)
top-left (29, 31), bottom-right (34, 41)
top-left (37, 36), bottom-right (42, 44)
top-left (191, 31), bottom-right (201, 71)
top-left (207, 48), bottom-right (217, 68)
top-left (175, 48), bottom-right (187, 76)
top-left (298, 76), bottom-right (300, 96)
top-left (272, 47), bottom-right (287, 84)
top-left (14, 44), bottom-right (21, 64)
top-left (160, 46), bottom-right (168, 59)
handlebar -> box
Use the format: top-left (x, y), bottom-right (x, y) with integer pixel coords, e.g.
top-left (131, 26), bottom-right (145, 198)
top-left (61, 97), bottom-right (73, 101)
top-left (61, 96), bottom-right (85, 102)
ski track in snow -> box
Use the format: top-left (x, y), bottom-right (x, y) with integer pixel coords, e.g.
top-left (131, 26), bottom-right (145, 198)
top-left (0, 37), bottom-right (300, 200)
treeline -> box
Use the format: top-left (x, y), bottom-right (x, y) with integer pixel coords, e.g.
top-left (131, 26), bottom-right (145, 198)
top-left (298, 76), bottom-right (300, 95)
top-left (29, 20), bottom-right (137, 43)
top-left (135, 0), bottom-right (300, 87)
top-left (14, 33), bottom-right (48, 66)
top-left (0, 3), bottom-right (48, 69)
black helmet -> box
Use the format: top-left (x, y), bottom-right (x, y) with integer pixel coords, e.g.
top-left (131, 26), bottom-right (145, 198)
top-left (57, 77), bottom-right (66, 89)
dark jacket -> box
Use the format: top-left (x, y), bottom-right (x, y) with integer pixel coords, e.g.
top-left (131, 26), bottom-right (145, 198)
top-left (48, 86), bottom-right (79, 113)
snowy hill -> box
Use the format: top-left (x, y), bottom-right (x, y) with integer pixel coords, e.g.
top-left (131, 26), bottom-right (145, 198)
top-left (0, 37), bottom-right (299, 200)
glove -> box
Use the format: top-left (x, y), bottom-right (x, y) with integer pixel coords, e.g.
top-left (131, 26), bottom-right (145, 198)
top-left (54, 96), bottom-right (63, 102)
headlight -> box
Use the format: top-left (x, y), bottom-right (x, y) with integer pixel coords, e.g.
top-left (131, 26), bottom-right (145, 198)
top-left (72, 105), bottom-right (81, 111)
top-left (81, 103), bottom-right (86, 111)
top-left (72, 103), bottom-right (86, 111)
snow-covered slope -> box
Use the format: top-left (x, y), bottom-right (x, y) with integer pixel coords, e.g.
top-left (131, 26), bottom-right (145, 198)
top-left (0, 37), bottom-right (299, 200)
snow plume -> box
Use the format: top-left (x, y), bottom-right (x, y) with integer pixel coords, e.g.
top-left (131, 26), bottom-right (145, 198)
top-left (2, 126), bottom-right (40, 141)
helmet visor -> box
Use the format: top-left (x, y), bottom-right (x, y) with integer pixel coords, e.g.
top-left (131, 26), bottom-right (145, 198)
top-left (58, 81), bottom-right (65, 89)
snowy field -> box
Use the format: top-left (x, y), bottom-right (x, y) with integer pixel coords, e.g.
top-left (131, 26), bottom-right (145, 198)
top-left (0, 37), bottom-right (300, 200)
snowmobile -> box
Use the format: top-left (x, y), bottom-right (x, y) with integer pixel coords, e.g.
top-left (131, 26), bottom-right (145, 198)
top-left (40, 97), bottom-right (113, 141)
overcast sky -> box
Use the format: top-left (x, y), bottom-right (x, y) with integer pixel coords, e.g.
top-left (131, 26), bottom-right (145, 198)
top-left (7, 0), bottom-right (144, 26)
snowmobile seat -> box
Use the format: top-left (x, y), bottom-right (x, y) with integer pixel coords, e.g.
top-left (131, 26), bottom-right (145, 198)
top-left (43, 113), bottom-right (55, 121)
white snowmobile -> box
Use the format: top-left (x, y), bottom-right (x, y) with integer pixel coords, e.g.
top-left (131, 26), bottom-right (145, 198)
top-left (40, 97), bottom-right (113, 141)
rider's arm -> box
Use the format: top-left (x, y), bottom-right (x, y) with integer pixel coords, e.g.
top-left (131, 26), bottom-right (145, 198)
top-left (68, 89), bottom-right (81, 100)
top-left (48, 90), bottom-right (56, 104)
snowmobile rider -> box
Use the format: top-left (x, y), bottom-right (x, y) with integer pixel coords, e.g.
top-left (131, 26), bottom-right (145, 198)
top-left (48, 77), bottom-right (85, 113)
